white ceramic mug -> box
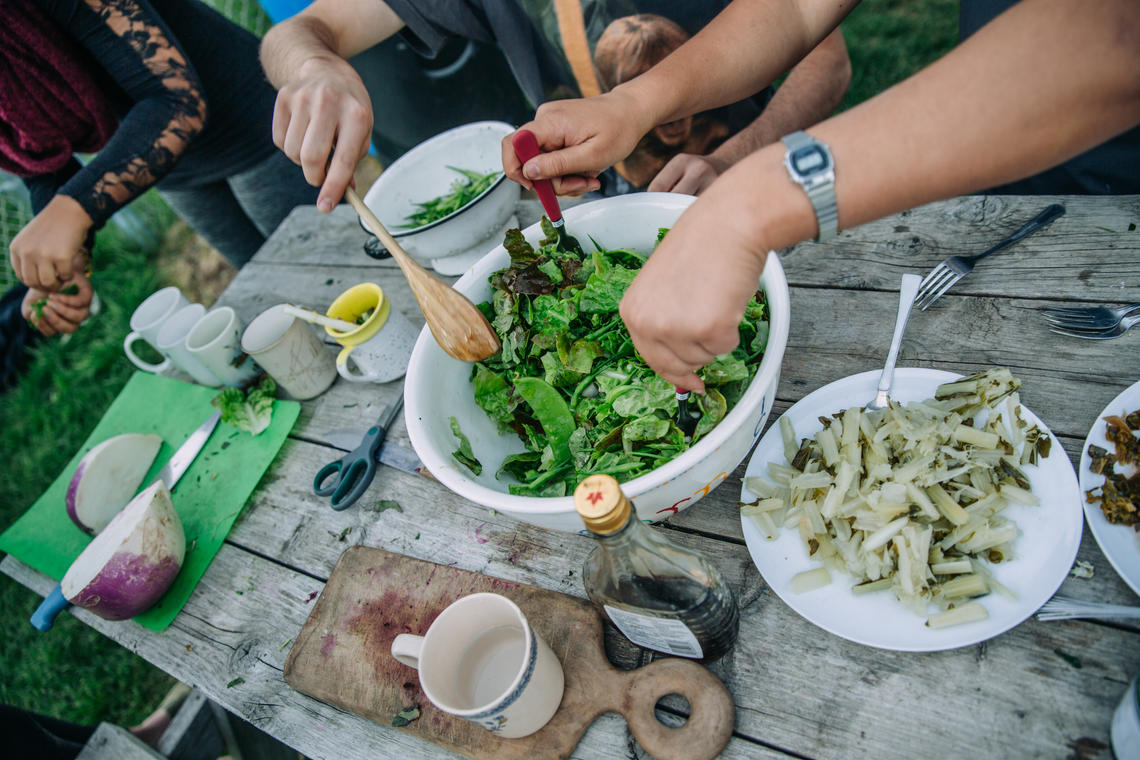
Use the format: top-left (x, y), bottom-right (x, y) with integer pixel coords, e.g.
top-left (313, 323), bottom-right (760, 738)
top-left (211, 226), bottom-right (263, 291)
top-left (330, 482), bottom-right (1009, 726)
top-left (185, 306), bottom-right (261, 387)
top-left (155, 304), bottom-right (222, 387)
top-left (391, 593), bottom-right (564, 738)
top-left (241, 304), bottom-right (336, 400)
top-left (325, 283), bottom-right (418, 384)
top-left (124, 286), bottom-right (189, 374)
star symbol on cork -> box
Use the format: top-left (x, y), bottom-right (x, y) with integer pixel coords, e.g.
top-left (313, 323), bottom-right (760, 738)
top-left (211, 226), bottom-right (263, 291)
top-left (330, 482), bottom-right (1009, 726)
top-left (586, 490), bottom-right (604, 505)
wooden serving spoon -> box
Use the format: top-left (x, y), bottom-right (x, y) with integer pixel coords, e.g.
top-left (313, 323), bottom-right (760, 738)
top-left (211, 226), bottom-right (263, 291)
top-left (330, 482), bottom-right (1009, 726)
top-left (344, 186), bottom-right (500, 362)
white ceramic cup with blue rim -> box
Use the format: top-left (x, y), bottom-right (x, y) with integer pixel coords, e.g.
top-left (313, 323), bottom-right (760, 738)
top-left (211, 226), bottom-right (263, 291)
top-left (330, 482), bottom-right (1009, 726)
top-left (390, 592), bottom-right (564, 738)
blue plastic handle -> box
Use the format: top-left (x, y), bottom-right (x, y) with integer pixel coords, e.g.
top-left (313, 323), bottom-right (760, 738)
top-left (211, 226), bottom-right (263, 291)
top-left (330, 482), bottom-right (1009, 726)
top-left (31, 584), bottom-right (69, 631)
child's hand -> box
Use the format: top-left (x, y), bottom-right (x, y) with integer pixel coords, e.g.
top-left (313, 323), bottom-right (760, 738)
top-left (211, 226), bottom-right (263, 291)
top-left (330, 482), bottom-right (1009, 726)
top-left (10, 196), bottom-right (92, 291)
top-left (22, 275), bottom-right (94, 336)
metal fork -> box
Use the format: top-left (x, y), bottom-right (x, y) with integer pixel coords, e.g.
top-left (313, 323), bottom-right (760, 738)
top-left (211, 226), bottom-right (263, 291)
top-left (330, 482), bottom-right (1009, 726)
top-left (866, 274), bottom-right (921, 411)
top-left (1048, 312), bottom-right (1140, 340)
top-left (1041, 302), bottom-right (1140, 330)
top-left (1037, 595), bottom-right (1140, 622)
top-left (914, 203), bottom-right (1066, 310)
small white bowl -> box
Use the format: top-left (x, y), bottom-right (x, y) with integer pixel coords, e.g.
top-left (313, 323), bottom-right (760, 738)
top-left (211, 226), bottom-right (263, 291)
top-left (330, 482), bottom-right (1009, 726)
top-left (404, 193), bottom-right (791, 532)
top-left (362, 121), bottom-right (520, 268)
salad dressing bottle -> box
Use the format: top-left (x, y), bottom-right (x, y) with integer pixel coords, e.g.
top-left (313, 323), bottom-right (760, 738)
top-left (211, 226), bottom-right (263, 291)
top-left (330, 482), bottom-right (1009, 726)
top-left (573, 475), bottom-right (739, 662)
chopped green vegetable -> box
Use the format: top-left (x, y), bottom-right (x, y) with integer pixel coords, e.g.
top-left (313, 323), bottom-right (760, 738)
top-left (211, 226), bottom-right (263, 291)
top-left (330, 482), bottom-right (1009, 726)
top-left (1054, 649), bottom-right (1082, 669)
top-left (365, 499), bottom-right (403, 513)
top-left (212, 376), bottom-right (276, 436)
top-left (465, 221), bottom-right (769, 495)
top-left (392, 705), bottom-right (420, 727)
top-left (28, 296), bottom-right (48, 325)
top-left (449, 416), bottom-right (482, 475)
top-left (226, 678), bottom-right (245, 688)
top-left (399, 167), bottom-right (502, 229)
top-left (61, 284), bottom-right (79, 295)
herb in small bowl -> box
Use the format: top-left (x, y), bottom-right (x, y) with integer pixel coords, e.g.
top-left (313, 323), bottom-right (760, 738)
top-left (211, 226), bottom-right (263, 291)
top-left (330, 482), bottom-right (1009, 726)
top-left (399, 167), bottom-right (503, 229)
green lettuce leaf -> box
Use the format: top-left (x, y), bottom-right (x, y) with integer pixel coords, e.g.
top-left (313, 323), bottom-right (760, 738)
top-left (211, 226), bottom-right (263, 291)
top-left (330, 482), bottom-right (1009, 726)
top-left (449, 416), bottom-right (482, 475)
top-left (212, 376), bottom-right (276, 436)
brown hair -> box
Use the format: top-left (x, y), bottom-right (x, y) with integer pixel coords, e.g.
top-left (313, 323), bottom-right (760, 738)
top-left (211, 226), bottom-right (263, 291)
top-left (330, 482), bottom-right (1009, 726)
top-left (593, 14), bottom-right (690, 92)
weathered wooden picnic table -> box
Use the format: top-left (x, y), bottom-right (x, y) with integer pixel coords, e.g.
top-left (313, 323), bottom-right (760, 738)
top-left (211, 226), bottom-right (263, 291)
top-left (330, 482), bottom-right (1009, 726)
top-left (5, 193), bottom-right (1140, 760)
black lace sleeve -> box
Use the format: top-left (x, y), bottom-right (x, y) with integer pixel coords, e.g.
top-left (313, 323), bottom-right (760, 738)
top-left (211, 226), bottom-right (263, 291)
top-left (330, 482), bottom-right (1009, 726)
top-left (43, 0), bottom-right (207, 227)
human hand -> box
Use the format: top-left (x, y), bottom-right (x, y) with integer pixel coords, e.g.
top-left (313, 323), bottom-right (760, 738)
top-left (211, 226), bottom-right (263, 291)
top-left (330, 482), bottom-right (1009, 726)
top-left (10, 195), bottom-right (92, 292)
top-left (502, 88), bottom-right (655, 196)
top-left (647, 153), bottom-right (729, 195)
top-left (272, 55), bottom-right (373, 212)
top-left (619, 185), bottom-right (768, 392)
top-left (21, 274), bottom-right (94, 336)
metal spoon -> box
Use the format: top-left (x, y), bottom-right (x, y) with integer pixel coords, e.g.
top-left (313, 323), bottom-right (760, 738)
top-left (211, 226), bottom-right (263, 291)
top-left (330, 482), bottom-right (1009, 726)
top-left (866, 273), bottom-right (922, 411)
top-left (344, 187), bottom-right (500, 363)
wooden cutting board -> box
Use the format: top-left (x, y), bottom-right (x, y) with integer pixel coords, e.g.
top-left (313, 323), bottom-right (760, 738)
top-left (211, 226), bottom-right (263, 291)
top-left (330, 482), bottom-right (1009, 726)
top-left (284, 546), bottom-right (734, 760)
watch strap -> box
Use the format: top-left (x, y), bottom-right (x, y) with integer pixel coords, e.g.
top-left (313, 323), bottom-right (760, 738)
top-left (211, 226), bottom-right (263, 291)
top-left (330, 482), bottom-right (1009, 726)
top-left (781, 131), bottom-right (838, 243)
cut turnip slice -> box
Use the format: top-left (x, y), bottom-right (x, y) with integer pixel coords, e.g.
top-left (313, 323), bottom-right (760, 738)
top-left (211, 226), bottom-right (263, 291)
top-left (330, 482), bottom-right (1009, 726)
top-left (67, 433), bottom-right (163, 534)
top-left (62, 480), bottom-right (185, 622)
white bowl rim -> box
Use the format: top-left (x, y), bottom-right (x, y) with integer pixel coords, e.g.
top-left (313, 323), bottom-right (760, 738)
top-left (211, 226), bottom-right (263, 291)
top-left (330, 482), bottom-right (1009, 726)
top-left (361, 120), bottom-right (515, 239)
top-left (404, 192), bottom-right (790, 516)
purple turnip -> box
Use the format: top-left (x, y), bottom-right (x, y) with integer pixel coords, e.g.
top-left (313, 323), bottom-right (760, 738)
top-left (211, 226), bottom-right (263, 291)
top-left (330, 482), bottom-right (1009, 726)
top-left (60, 479), bottom-right (185, 621)
top-left (67, 433), bottom-right (163, 534)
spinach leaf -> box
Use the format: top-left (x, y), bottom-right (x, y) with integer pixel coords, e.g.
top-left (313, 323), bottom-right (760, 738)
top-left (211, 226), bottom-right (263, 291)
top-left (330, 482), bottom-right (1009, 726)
top-left (578, 252), bottom-right (637, 313)
top-left (449, 416), bottom-right (482, 475)
top-left (513, 377), bottom-right (576, 462)
top-left (472, 365), bottom-right (515, 425)
top-left (699, 354), bottom-right (750, 386)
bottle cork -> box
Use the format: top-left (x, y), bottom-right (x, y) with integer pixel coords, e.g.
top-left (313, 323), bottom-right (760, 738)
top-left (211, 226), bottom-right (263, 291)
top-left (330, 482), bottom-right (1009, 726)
top-left (574, 474), bottom-right (631, 534)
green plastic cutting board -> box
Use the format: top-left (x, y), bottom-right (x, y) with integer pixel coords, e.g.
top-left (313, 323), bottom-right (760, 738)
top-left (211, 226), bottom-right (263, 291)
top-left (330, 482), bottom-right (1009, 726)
top-left (0, 372), bottom-right (300, 631)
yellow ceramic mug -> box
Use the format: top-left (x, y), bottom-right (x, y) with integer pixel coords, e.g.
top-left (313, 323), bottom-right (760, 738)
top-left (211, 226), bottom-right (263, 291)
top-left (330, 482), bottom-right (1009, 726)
top-left (325, 283), bottom-right (417, 383)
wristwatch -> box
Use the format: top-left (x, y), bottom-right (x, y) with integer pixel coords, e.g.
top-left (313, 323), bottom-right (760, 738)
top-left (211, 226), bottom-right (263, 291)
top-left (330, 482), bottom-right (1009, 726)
top-left (781, 131), bottom-right (838, 242)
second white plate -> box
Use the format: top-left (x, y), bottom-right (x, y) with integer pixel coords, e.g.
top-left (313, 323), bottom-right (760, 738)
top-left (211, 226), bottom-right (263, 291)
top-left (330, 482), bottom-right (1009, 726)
top-left (740, 368), bottom-right (1083, 651)
top-left (1079, 378), bottom-right (1140, 598)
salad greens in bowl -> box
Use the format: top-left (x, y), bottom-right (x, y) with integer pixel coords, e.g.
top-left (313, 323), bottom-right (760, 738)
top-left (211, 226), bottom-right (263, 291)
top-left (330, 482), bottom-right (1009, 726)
top-left (404, 193), bottom-right (790, 532)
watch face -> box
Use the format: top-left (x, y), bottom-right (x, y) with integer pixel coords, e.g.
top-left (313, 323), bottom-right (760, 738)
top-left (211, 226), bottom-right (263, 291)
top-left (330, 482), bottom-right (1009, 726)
top-left (791, 145), bottom-right (830, 176)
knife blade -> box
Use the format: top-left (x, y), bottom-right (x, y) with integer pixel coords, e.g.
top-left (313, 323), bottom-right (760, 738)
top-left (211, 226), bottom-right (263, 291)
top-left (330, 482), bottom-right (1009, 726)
top-left (156, 410), bottom-right (221, 490)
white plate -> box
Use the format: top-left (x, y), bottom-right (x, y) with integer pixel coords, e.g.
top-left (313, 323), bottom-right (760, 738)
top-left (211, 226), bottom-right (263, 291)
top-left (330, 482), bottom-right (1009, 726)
top-left (1078, 379), bottom-right (1140, 598)
top-left (739, 368), bottom-right (1083, 651)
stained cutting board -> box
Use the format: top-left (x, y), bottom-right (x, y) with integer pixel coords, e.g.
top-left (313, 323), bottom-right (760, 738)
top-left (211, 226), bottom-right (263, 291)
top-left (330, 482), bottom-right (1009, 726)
top-left (284, 546), bottom-right (734, 760)
top-left (0, 371), bottom-right (299, 630)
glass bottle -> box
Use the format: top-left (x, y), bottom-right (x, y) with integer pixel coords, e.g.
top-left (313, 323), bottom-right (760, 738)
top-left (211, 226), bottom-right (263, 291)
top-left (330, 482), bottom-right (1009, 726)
top-left (573, 474), bottom-right (739, 662)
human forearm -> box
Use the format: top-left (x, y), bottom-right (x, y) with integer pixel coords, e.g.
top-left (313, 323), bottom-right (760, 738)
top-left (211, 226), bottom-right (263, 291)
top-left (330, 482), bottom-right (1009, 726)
top-left (709, 28), bottom-right (851, 167)
top-left (260, 0), bottom-right (402, 88)
top-left (51, 0), bottom-right (206, 227)
top-left (261, 0), bottom-right (402, 210)
top-left (509, 0), bottom-right (856, 193)
top-left (619, 0), bottom-right (856, 129)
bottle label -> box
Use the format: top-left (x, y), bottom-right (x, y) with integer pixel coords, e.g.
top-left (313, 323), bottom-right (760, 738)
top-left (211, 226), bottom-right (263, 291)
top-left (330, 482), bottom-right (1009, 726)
top-left (603, 605), bottom-right (704, 658)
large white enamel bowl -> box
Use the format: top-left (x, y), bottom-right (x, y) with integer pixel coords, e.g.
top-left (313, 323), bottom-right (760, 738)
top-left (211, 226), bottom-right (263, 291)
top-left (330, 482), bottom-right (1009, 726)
top-left (361, 121), bottom-right (520, 267)
top-left (404, 193), bottom-right (790, 532)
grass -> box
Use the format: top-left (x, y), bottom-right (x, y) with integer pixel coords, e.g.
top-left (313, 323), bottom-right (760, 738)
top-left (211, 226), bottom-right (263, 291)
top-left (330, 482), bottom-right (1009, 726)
top-left (0, 0), bottom-right (958, 735)
top-left (840, 0), bottom-right (961, 109)
top-left (0, 194), bottom-right (177, 726)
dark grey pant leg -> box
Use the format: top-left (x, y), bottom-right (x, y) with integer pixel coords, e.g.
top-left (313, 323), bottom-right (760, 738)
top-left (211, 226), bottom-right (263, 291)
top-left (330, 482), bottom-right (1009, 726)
top-left (227, 150), bottom-right (319, 238)
top-left (158, 180), bottom-right (266, 268)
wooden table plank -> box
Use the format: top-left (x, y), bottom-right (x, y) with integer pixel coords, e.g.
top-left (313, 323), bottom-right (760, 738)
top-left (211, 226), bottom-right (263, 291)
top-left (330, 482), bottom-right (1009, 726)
top-left (786, 195), bottom-right (1140, 301)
